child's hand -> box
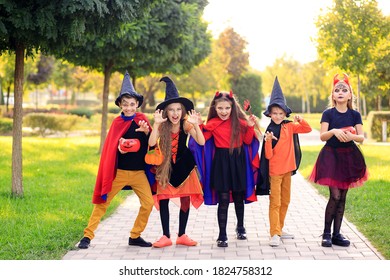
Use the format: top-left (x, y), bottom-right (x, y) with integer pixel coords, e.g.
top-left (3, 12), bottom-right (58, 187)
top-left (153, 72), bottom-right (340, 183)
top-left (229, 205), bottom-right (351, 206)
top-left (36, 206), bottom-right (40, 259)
top-left (187, 110), bottom-right (202, 125)
top-left (333, 128), bottom-right (349, 142)
top-left (247, 114), bottom-right (256, 127)
top-left (153, 109), bottom-right (167, 126)
top-left (264, 131), bottom-right (278, 142)
top-left (118, 138), bottom-right (127, 154)
top-left (294, 115), bottom-right (302, 123)
top-left (135, 120), bottom-right (150, 134)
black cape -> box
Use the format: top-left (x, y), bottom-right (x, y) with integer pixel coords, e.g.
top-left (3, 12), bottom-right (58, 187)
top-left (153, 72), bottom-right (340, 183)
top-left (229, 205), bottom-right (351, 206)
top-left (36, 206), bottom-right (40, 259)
top-left (256, 120), bottom-right (302, 196)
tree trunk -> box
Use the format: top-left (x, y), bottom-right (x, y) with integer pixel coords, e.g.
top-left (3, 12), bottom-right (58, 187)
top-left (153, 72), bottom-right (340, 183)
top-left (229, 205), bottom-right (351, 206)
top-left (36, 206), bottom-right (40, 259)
top-left (6, 85), bottom-right (10, 112)
top-left (98, 61), bottom-right (113, 155)
top-left (363, 95), bottom-right (367, 117)
top-left (12, 44), bottom-right (25, 197)
top-left (357, 74), bottom-right (361, 113)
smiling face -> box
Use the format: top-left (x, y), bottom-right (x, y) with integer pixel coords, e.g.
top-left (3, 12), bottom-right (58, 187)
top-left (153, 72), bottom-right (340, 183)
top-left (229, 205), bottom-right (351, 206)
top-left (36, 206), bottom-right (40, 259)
top-left (165, 102), bottom-right (184, 125)
top-left (215, 100), bottom-right (232, 121)
top-left (269, 105), bottom-right (286, 124)
top-left (120, 96), bottom-right (138, 117)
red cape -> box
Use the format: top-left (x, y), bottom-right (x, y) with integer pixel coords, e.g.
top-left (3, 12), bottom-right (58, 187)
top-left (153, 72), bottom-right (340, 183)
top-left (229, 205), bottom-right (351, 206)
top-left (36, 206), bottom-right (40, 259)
top-left (92, 113), bottom-right (151, 204)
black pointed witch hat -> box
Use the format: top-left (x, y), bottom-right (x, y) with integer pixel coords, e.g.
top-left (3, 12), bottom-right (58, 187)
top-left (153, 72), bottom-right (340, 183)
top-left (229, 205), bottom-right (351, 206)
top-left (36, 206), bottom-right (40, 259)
top-left (114, 71), bottom-right (143, 107)
top-left (263, 76), bottom-right (292, 117)
top-left (156, 76), bottom-right (194, 112)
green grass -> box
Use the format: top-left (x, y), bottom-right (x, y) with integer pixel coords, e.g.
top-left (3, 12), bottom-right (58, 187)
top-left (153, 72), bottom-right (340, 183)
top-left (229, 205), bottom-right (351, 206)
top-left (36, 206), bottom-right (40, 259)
top-left (302, 113), bottom-right (322, 131)
top-left (0, 136), bottom-right (128, 260)
top-left (300, 144), bottom-right (390, 259)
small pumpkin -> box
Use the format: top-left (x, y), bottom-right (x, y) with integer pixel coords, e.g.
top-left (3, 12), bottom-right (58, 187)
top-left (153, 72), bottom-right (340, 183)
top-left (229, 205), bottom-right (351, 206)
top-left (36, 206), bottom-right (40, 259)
top-left (119, 138), bottom-right (140, 152)
top-left (340, 126), bottom-right (356, 134)
top-left (145, 143), bottom-right (164, 165)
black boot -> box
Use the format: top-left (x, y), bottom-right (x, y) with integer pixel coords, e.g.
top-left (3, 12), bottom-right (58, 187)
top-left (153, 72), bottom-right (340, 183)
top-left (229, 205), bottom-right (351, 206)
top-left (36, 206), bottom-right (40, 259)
top-left (236, 226), bottom-right (247, 240)
top-left (332, 233), bottom-right (350, 247)
top-left (321, 233), bottom-right (332, 247)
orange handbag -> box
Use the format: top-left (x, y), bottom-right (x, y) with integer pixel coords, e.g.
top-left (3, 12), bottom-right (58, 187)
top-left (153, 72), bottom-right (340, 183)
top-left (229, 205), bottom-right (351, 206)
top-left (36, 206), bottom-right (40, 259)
top-left (144, 141), bottom-right (164, 165)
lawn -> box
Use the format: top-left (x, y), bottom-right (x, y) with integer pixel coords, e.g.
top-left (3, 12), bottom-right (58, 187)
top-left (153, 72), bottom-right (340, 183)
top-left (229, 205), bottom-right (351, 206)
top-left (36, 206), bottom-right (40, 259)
top-left (300, 144), bottom-right (390, 259)
top-left (0, 136), bottom-right (128, 260)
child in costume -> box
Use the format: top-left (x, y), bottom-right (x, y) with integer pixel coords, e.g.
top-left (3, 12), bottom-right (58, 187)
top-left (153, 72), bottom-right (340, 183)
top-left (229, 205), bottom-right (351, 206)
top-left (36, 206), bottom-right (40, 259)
top-left (149, 77), bottom-right (205, 248)
top-left (199, 91), bottom-right (260, 248)
top-left (308, 73), bottom-right (368, 247)
top-left (78, 71), bottom-right (154, 249)
top-left (257, 77), bottom-right (312, 247)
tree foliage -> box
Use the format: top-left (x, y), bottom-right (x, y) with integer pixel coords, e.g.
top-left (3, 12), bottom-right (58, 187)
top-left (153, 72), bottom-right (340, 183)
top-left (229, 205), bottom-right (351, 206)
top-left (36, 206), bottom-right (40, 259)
top-left (315, 0), bottom-right (388, 111)
top-left (57, 0), bottom-right (211, 154)
top-left (216, 27), bottom-right (249, 87)
top-left (0, 0), bottom-right (153, 196)
top-left (232, 73), bottom-right (262, 117)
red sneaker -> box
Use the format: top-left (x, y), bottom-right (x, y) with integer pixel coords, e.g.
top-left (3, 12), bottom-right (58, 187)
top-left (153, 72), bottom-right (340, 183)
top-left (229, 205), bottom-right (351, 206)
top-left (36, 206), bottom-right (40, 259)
top-left (176, 234), bottom-right (197, 246)
top-left (152, 235), bottom-right (172, 248)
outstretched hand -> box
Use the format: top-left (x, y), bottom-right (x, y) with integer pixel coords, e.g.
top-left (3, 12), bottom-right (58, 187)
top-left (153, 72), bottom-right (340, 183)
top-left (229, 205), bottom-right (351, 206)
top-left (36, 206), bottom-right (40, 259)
top-left (153, 109), bottom-right (167, 125)
top-left (187, 109), bottom-right (203, 125)
top-left (264, 131), bottom-right (278, 142)
top-left (135, 120), bottom-right (150, 134)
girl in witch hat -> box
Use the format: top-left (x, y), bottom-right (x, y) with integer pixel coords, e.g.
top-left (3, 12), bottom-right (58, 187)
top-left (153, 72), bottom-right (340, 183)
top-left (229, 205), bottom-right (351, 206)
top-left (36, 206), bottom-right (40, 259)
top-left (78, 71), bottom-right (154, 249)
top-left (258, 76), bottom-right (312, 247)
top-left (149, 76), bottom-right (205, 248)
top-left (308, 74), bottom-right (368, 248)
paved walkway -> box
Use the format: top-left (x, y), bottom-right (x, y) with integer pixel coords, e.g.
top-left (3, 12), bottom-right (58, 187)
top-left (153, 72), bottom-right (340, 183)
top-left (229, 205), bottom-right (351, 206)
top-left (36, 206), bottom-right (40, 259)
top-left (63, 124), bottom-right (384, 261)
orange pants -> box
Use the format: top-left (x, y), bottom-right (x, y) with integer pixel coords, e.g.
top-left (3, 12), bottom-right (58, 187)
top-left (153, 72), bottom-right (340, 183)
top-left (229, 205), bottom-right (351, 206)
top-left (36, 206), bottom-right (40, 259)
top-left (83, 169), bottom-right (154, 240)
top-left (269, 172), bottom-right (291, 236)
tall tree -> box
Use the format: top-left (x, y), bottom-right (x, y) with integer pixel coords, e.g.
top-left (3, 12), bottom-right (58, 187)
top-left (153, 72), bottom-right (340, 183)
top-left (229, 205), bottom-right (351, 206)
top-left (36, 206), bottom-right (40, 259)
top-left (0, 0), bottom-right (152, 197)
top-left (216, 27), bottom-right (249, 87)
top-left (362, 33), bottom-right (390, 110)
top-left (315, 0), bottom-right (387, 112)
top-left (60, 0), bottom-right (211, 154)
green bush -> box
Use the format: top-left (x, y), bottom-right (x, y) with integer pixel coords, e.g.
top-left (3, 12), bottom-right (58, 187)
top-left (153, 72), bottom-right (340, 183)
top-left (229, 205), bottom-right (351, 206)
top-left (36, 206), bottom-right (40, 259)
top-left (366, 111), bottom-right (390, 142)
top-left (66, 107), bottom-right (94, 119)
top-left (0, 117), bottom-right (13, 134)
top-left (24, 113), bottom-right (83, 137)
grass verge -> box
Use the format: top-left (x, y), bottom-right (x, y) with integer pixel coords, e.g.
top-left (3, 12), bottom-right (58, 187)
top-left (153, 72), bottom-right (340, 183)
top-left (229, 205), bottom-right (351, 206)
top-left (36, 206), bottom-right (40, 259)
top-left (300, 144), bottom-right (390, 259)
top-left (0, 136), bottom-right (128, 260)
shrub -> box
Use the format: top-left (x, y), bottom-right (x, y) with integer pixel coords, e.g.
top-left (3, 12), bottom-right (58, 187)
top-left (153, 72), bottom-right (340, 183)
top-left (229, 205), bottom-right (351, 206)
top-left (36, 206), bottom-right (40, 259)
top-left (366, 111), bottom-right (390, 142)
top-left (66, 107), bottom-right (94, 119)
top-left (0, 117), bottom-right (13, 134)
top-left (24, 113), bottom-right (83, 137)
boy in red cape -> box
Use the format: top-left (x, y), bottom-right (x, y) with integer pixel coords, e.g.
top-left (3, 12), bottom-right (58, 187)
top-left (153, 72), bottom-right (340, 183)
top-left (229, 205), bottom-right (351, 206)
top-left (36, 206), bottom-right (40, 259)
top-left (78, 71), bottom-right (154, 249)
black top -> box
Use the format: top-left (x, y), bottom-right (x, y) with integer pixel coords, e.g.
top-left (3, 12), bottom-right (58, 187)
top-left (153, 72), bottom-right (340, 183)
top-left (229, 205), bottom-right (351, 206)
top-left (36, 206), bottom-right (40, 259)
top-left (169, 121), bottom-right (196, 187)
top-left (321, 108), bottom-right (362, 148)
top-left (117, 121), bottom-right (149, 170)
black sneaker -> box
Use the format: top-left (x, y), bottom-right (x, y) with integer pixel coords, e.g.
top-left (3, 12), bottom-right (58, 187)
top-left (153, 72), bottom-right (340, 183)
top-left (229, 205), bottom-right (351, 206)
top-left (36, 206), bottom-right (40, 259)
top-left (236, 226), bottom-right (247, 240)
top-left (321, 233), bottom-right (332, 247)
top-left (128, 236), bottom-right (152, 247)
top-left (332, 233), bottom-right (350, 247)
top-left (78, 237), bottom-right (91, 249)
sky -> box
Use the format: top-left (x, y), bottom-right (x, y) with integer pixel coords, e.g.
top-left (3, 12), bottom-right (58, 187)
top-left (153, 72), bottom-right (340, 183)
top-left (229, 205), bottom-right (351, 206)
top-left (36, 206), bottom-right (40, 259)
top-left (202, 0), bottom-right (390, 71)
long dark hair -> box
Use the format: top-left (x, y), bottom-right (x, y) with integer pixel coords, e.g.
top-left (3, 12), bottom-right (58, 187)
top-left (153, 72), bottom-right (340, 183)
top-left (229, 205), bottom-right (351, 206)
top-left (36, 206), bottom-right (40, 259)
top-left (156, 103), bottom-right (187, 187)
top-left (207, 91), bottom-right (248, 154)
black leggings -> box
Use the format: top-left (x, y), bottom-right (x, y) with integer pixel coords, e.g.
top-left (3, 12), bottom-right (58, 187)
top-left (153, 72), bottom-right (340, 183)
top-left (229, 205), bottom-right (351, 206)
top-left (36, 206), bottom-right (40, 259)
top-left (324, 187), bottom-right (348, 235)
top-left (217, 192), bottom-right (245, 240)
top-left (159, 197), bottom-right (191, 238)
